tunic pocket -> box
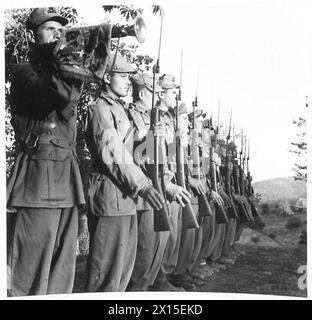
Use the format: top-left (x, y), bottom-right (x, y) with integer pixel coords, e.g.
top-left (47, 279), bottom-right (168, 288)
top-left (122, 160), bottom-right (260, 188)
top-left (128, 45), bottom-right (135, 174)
top-left (88, 175), bottom-right (119, 216)
top-left (24, 146), bottom-right (71, 203)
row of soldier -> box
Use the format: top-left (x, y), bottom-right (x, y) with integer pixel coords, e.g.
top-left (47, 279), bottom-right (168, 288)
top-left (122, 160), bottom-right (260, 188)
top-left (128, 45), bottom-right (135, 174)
top-left (6, 7), bottom-right (258, 296)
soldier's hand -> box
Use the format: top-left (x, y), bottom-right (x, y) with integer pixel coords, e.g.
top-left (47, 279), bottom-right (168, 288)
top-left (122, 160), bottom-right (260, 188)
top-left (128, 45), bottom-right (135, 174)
top-left (188, 177), bottom-right (206, 195)
top-left (173, 186), bottom-right (192, 207)
top-left (210, 190), bottom-right (224, 207)
top-left (219, 189), bottom-right (232, 208)
top-left (142, 185), bottom-right (165, 211)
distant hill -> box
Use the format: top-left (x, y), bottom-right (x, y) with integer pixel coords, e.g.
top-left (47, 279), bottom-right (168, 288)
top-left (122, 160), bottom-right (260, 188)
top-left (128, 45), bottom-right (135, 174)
top-left (253, 176), bottom-right (307, 203)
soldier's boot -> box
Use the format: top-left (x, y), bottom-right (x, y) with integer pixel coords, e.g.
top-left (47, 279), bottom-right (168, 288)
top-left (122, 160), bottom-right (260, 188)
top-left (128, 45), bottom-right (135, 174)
top-left (222, 249), bottom-right (237, 260)
top-left (209, 261), bottom-right (227, 271)
top-left (186, 269), bottom-right (205, 281)
top-left (232, 244), bottom-right (246, 255)
top-left (196, 263), bottom-right (215, 277)
top-left (167, 273), bottom-right (196, 291)
top-left (218, 256), bottom-right (235, 266)
top-left (183, 271), bottom-right (204, 286)
top-left (230, 248), bottom-right (241, 257)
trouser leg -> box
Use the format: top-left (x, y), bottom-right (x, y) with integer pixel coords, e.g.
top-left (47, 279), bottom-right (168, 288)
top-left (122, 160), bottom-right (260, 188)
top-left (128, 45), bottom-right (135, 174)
top-left (210, 222), bottom-right (226, 262)
top-left (188, 215), bottom-right (203, 271)
top-left (174, 226), bottom-right (195, 275)
top-left (154, 202), bottom-right (182, 283)
top-left (85, 214), bottom-right (137, 292)
top-left (196, 206), bottom-right (216, 264)
top-left (222, 218), bottom-right (237, 255)
top-left (234, 219), bottom-right (245, 242)
top-left (7, 207), bottom-right (78, 296)
top-left (128, 210), bottom-right (158, 290)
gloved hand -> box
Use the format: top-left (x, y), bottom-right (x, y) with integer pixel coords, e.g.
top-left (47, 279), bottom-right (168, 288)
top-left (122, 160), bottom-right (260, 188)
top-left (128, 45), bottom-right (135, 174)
top-left (141, 185), bottom-right (165, 211)
top-left (188, 176), bottom-right (206, 195)
top-left (166, 183), bottom-right (191, 207)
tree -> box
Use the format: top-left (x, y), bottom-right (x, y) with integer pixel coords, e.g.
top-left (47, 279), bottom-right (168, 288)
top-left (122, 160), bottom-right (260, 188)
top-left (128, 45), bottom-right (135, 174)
top-left (290, 116), bottom-right (307, 182)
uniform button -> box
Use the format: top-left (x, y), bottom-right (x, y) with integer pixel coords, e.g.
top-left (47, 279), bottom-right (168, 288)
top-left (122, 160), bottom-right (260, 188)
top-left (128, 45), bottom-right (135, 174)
top-left (49, 153), bottom-right (52, 159)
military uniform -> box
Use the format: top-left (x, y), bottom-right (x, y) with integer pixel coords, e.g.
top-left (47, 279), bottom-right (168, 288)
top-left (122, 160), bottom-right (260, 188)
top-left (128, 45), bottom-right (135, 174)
top-left (126, 73), bottom-right (170, 291)
top-left (194, 125), bottom-right (216, 272)
top-left (220, 145), bottom-right (239, 260)
top-left (173, 110), bottom-right (210, 283)
top-left (6, 8), bottom-right (85, 296)
top-left (84, 55), bottom-right (158, 292)
top-left (152, 74), bottom-right (186, 290)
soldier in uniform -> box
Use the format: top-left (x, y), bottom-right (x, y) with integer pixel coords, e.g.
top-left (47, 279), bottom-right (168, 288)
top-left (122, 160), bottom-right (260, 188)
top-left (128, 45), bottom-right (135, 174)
top-left (6, 7), bottom-right (86, 296)
top-left (217, 138), bottom-right (238, 263)
top-left (168, 106), bottom-right (211, 288)
top-left (194, 118), bottom-right (219, 277)
top-left (127, 73), bottom-right (191, 291)
top-left (84, 54), bottom-right (166, 292)
top-left (152, 74), bottom-right (196, 291)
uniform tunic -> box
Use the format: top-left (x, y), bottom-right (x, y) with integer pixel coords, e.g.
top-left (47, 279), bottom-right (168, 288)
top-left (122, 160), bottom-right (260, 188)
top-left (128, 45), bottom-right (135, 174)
top-left (154, 109), bottom-right (183, 285)
top-left (7, 48), bottom-right (85, 296)
top-left (84, 93), bottom-right (151, 292)
top-left (126, 102), bottom-right (169, 291)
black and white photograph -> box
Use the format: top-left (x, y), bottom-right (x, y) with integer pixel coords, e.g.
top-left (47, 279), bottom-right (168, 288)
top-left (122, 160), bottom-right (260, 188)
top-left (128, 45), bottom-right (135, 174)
top-left (2, 0), bottom-right (310, 302)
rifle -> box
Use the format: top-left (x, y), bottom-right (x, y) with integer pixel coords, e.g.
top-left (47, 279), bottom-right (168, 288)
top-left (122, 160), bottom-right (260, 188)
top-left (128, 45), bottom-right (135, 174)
top-left (148, 13), bottom-right (171, 232)
top-left (246, 139), bottom-right (259, 218)
top-left (210, 102), bottom-right (229, 223)
top-left (175, 53), bottom-right (199, 229)
top-left (230, 127), bottom-right (252, 222)
top-left (224, 110), bottom-right (238, 219)
top-left (239, 131), bottom-right (254, 221)
top-left (190, 68), bottom-right (213, 218)
top-left (224, 109), bottom-right (233, 195)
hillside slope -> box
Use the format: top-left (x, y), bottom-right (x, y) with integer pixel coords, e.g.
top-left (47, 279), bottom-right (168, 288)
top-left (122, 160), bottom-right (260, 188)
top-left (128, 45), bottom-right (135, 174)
top-left (253, 176), bottom-right (306, 203)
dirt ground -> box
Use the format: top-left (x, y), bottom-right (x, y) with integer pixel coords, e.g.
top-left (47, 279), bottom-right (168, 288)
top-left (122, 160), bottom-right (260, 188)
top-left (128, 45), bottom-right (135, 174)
top-left (73, 213), bottom-right (307, 298)
top-left (192, 244), bottom-right (307, 297)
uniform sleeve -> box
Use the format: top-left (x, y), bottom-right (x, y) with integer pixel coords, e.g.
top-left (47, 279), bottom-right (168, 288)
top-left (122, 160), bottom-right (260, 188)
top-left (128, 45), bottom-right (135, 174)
top-left (86, 104), bottom-right (152, 199)
top-left (11, 63), bottom-right (82, 118)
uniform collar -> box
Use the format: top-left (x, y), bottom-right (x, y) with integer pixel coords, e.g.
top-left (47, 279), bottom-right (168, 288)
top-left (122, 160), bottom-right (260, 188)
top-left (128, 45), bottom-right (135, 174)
top-left (129, 102), bottom-right (151, 116)
top-left (99, 92), bottom-right (126, 107)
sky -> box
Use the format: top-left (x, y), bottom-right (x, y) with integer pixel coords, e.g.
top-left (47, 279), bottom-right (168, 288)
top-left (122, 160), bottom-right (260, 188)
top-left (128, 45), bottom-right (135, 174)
top-left (2, 0), bottom-right (311, 183)
top-left (73, 0), bottom-right (311, 182)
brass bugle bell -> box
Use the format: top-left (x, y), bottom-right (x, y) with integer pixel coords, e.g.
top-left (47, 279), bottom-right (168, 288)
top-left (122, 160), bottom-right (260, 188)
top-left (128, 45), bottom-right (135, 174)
top-left (111, 16), bottom-right (146, 43)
